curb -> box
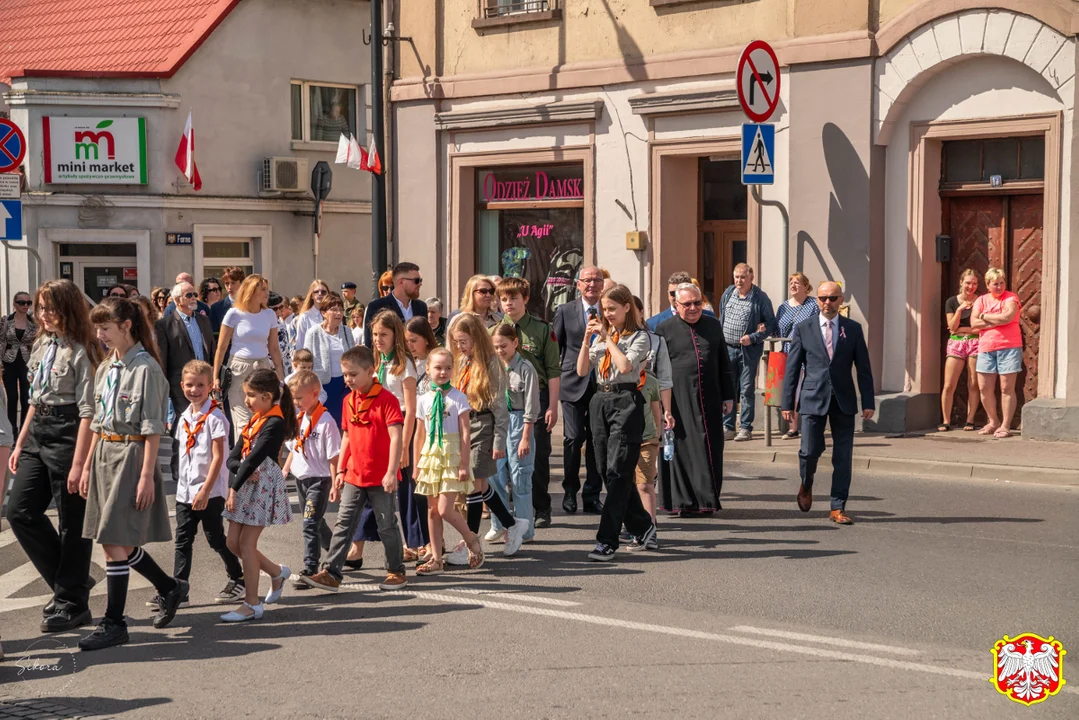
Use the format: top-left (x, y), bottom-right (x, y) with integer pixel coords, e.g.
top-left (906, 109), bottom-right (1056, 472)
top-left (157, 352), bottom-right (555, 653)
top-left (725, 449), bottom-right (1079, 487)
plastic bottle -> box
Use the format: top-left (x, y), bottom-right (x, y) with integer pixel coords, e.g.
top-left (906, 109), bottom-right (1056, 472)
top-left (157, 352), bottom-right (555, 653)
top-left (662, 428), bottom-right (675, 461)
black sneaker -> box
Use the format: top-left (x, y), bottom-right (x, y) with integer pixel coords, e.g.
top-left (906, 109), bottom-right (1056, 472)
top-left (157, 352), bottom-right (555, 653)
top-left (153, 579), bottom-right (190, 629)
top-left (214, 579), bottom-right (246, 604)
top-left (78, 618), bottom-right (129, 652)
top-left (534, 510), bottom-right (552, 528)
top-left (619, 529), bottom-right (633, 542)
top-left (587, 543), bottom-right (616, 562)
top-left (627, 525), bottom-right (657, 553)
top-left (41, 608), bottom-right (93, 633)
top-left (146, 594), bottom-right (189, 610)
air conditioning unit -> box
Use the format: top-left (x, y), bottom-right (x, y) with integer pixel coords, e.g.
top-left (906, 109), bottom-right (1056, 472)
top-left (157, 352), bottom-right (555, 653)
top-left (261, 157), bottom-right (309, 193)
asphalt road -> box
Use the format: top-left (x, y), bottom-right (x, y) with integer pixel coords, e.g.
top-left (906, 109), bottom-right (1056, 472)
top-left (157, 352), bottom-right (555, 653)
top-left (1, 461), bottom-right (1077, 719)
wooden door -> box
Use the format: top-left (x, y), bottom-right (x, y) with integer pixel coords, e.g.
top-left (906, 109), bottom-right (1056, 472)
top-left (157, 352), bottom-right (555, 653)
top-left (942, 194), bottom-right (1043, 425)
top-left (698, 220), bottom-right (747, 306)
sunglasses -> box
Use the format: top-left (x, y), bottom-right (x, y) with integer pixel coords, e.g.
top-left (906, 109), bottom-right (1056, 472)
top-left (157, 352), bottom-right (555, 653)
top-left (404, 277), bottom-right (423, 285)
top-left (818, 295), bottom-right (840, 303)
top-left (680, 300), bottom-right (704, 308)
top-left (183, 292), bottom-right (198, 299)
top-left (669, 290), bottom-right (677, 298)
top-left (206, 286), bottom-right (221, 293)
top-left (108, 292), bottom-right (126, 298)
top-left (475, 288), bottom-right (494, 295)
top-left (381, 286), bottom-right (393, 293)
top-left (14, 300), bottom-right (32, 307)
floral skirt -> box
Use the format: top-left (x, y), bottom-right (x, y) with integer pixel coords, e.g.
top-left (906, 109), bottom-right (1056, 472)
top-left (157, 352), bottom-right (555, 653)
top-left (222, 457), bottom-right (293, 527)
top-left (415, 433), bottom-right (473, 497)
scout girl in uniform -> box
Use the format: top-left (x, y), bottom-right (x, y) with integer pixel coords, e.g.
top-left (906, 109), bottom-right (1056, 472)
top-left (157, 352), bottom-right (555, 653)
top-left (79, 297), bottom-right (186, 651)
top-left (7, 280), bottom-right (101, 635)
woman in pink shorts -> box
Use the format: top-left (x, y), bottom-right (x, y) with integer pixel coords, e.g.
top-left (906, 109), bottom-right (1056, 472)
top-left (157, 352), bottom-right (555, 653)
top-left (939, 269), bottom-right (981, 431)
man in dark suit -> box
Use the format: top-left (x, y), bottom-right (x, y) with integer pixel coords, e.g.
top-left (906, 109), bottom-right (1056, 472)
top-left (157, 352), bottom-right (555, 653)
top-left (782, 281), bottom-right (874, 524)
top-left (362, 262), bottom-right (427, 347)
top-left (209, 266), bottom-right (246, 334)
top-left (156, 281), bottom-right (216, 480)
top-left (553, 265), bottom-right (604, 514)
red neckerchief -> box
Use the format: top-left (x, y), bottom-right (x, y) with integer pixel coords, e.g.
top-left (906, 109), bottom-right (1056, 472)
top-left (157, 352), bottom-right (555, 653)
top-left (241, 405), bottom-right (284, 458)
top-left (455, 360), bottom-right (472, 393)
top-left (599, 330), bottom-right (646, 389)
top-left (347, 383), bottom-right (383, 426)
top-left (294, 403), bottom-right (326, 456)
top-left (183, 400), bottom-right (220, 456)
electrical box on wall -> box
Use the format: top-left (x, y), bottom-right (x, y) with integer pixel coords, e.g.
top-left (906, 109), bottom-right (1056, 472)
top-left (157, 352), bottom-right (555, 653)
top-left (626, 231), bottom-right (647, 250)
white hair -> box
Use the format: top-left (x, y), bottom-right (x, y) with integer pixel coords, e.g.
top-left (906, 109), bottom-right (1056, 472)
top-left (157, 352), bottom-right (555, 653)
top-left (171, 282), bottom-right (190, 299)
top-left (674, 282), bottom-right (702, 300)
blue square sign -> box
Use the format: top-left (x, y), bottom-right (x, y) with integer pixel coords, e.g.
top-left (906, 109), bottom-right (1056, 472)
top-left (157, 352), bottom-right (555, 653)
top-left (741, 123), bottom-right (775, 186)
top-left (0, 199), bottom-right (21, 241)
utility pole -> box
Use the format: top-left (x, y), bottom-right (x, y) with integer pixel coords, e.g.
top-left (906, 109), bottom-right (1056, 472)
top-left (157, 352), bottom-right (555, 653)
top-left (370, 0), bottom-right (388, 286)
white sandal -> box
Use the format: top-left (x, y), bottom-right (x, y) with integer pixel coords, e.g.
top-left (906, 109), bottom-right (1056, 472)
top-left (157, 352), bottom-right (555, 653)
top-left (221, 602), bottom-right (264, 623)
top-left (264, 565), bottom-right (291, 605)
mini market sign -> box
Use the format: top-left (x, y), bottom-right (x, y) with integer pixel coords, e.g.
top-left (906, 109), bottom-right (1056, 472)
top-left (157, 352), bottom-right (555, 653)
top-left (43, 117), bottom-right (147, 184)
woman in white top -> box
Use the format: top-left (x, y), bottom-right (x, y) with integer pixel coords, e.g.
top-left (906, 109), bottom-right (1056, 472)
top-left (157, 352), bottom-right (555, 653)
top-left (302, 292), bottom-right (354, 427)
top-left (292, 279), bottom-right (330, 352)
top-left (212, 274), bottom-right (285, 439)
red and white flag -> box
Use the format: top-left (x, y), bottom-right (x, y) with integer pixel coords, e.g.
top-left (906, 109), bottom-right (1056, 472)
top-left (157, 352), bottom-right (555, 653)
top-left (174, 111), bottom-right (202, 190)
top-left (335, 133), bottom-right (366, 171)
top-left (364, 134), bottom-right (382, 175)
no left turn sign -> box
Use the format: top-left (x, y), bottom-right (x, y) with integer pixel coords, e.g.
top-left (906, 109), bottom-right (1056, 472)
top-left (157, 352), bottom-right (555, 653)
top-left (737, 40), bottom-right (781, 123)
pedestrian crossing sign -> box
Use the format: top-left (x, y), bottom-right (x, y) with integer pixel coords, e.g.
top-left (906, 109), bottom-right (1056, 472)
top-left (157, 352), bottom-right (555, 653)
top-left (741, 123), bottom-right (775, 185)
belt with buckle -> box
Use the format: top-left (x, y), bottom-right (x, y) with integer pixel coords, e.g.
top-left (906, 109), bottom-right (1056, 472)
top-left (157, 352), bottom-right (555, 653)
top-left (596, 382), bottom-right (636, 393)
top-left (99, 433), bottom-right (147, 443)
top-left (32, 403), bottom-right (80, 418)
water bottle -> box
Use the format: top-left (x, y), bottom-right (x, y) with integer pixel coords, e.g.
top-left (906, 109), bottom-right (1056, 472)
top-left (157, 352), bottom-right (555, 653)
top-left (662, 428), bottom-right (675, 461)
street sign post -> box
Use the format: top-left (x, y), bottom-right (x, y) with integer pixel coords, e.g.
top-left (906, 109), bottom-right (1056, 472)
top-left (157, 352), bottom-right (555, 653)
top-left (0, 200), bottom-right (23, 240)
top-left (0, 119), bottom-right (26, 174)
top-left (736, 40), bottom-right (780, 123)
top-left (741, 123), bottom-right (775, 185)
top-left (0, 174), bottom-right (21, 199)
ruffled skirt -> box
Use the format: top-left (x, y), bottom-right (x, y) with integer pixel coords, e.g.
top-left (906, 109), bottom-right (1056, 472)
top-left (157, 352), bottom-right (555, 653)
top-left (222, 457), bottom-right (294, 527)
top-left (414, 433), bottom-right (473, 497)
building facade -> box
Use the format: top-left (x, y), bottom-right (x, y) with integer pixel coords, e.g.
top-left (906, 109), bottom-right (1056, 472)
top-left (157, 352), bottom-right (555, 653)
top-left (0, 0), bottom-right (374, 308)
top-left (390, 0), bottom-right (1079, 440)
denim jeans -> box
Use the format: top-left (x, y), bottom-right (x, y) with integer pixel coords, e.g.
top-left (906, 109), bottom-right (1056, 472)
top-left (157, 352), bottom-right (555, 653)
top-left (491, 410), bottom-right (536, 540)
top-left (724, 345), bottom-right (759, 432)
top-left (293, 474), bottom-right (332, 573)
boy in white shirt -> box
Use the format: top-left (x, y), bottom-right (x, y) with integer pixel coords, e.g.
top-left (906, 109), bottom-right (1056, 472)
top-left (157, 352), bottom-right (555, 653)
top-left (282, 370), bottom-right (341, 587)
top-left (171, 360), bottom-right (245, 605)
top-left (285, 349), bottom-right (327, 405)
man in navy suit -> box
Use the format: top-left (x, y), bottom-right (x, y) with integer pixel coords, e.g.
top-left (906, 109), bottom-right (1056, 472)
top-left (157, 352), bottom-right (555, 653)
top-left (362, 262), bottom-right (427, 348)
top-left (781, 281), bottom-right (874, 524)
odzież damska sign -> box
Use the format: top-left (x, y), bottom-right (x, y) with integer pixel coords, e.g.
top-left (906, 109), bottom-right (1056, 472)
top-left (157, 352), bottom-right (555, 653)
top-left (479, 166), bottom-right (584, 203)
top-left (43, 117), bottom-right (148, 184)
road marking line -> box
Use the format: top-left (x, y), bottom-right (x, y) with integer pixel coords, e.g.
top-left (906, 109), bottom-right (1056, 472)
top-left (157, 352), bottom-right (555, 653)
top-left (727, 626), bottom-right (920, 656)
top-left (340, 582), bottom-right (580, 607)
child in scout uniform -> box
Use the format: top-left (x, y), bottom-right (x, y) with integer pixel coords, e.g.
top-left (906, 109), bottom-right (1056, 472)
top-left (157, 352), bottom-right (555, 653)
top-left (79, 297), bottom-right (187, 651)
top-left (630, 370), bottom-right (663, 549)
top-left (169, 360), bottom-right (245, 606)
top-left (494, 277), bottom-right (560, 529)
top-left (282, 370), bottom-right (340, 588)
top-left (7, 280), bottom-right (102, 636)
top-left (489, 324), bottom-right (540, 546)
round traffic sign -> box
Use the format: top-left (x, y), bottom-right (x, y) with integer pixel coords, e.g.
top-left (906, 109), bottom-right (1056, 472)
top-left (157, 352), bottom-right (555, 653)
top-left (737, 40), bottom-right (781, 123)
top-left (0, 119), bottom-right (26, 174)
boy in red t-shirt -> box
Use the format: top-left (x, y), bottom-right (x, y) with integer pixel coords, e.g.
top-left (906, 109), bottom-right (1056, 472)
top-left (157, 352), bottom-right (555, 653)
top-left (302, 346), bottom-right (406, 592)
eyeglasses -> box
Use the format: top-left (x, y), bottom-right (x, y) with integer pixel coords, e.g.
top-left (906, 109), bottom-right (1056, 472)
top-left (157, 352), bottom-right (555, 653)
top-left (818, 295), bottom-right (840, 303)
top-left (14, 300), bottom-right (32, 307)
top-left (680, 300), bottom-right (704, 308)
top-left (39, 306), bottom-right (57, 316)
top-left (475, 288), bottom-right (494, 295)
top-left (404, 277), bottom-right (423, 285)
top-left (312, 289), bottom-right (328, 296)
top-left (581, 277), bottom-right (604, 285)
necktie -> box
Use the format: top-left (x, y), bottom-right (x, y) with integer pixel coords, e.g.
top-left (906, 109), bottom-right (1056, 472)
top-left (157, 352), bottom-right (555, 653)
top-left (100, 361), bottom-right (124, 431)
top-left (825, 320), bottom-right (834, 360)
top-left (32, 338), bottom-right (59, 400)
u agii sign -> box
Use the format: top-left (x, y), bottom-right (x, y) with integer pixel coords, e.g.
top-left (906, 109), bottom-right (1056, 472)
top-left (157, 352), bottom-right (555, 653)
top-left (43, 117), bottom-right (147, 184)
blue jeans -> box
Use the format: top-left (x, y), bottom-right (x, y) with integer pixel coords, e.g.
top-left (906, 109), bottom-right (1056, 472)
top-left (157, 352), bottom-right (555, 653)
top-left (491, 411), bottom-right (535, 540)
top-left (724, 345), bottom-right (758, 432)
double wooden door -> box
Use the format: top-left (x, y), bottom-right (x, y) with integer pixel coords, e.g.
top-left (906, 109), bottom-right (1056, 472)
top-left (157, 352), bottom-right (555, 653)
top-left (941, 193), bottom-right (1043, 425)
top-left (698, 220), bottom-right (747, 307)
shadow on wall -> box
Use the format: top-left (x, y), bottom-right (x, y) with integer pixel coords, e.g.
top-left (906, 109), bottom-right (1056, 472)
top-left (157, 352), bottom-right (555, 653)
top-left (599, 0), bottom-right (646, 84)
top-left (795, 122), bottom-right (869, 308)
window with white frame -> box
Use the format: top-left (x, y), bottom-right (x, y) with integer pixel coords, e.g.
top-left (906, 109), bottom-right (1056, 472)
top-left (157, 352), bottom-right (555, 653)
top-left (202, 239), bottom-right (254, 282)
top-left (290, 81), bottom-right (362, 143)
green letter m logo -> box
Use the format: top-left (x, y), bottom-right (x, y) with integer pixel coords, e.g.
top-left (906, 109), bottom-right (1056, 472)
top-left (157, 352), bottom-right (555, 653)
top-left (75, 142), bottom-right (99, 160)
top-left (74, 130), bottom-right (115, 160)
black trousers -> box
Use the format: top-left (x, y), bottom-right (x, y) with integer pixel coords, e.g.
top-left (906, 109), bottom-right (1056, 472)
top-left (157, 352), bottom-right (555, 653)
top-left (562, 385), bottom-right (602, 503)
top-left (590, 388), bottom-right (653, 548)
top-left (6, 411), bottom-right (93, 613)
top-left (3, 357), bottom-right (29, 431)
top-left (173, 497), bottom-right (243, 582)
top-left (531, 387), bottom-right (552, 513)
top-left (798, 395), bottom-right (856, 511)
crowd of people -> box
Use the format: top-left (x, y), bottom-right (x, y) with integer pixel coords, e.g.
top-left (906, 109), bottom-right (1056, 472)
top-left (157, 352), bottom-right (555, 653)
top-left (22, 257), bottom-right (1031, 657)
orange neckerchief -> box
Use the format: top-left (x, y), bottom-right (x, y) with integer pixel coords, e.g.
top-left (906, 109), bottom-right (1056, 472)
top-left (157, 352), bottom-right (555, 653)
top-left (455, 360), bottom-right (472, 393)
top-left (294, 403), bottom-right (326, 456)
top-left (347, 383), bottom-right (383, 426)
top-left (183, 400), bottom-right (220, 456)
top-left (599, 330), bottom-right (647, 389)
top-left (241, 405), bottom-right (284, 458)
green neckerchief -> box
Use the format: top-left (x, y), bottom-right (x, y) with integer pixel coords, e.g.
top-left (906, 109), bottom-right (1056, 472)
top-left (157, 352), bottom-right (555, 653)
top-left (504, 355), bottom-right (516, 412)
top-left (377, 351), bottom-right (394, 385)
top-left (427, 382), bottom-right (452, 449)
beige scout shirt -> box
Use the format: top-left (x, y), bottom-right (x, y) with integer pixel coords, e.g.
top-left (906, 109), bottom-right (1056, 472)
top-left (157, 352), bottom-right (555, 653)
top-left (505, 353), bottom-right (540, 424)
top-left (90, 342), bottom-right (170, 437)
top-left (28, 336), bottom-right (96, 418)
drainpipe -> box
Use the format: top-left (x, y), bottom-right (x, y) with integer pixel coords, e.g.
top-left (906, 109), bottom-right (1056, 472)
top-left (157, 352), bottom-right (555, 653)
top-left (1, 240), bottom-right (43, 315)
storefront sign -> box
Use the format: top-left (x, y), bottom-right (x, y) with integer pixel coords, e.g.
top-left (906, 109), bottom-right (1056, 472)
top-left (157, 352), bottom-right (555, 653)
top-left (42, 117), bottom-right (148, 184)
top-left (96, 275), bottom-right (118, 287)
top-left (517, 223), bottom-right (554, 239)
top-left (166, 232), bottom-right (193, 246)
top-left (123, 268), bottom-right (138, 281)
top-left (480, 167), bottom-right (583, 203)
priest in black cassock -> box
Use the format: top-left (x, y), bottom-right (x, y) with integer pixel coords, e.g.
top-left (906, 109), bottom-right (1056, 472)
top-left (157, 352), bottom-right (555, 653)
top-left (656, 283), bottom-right (737, 515)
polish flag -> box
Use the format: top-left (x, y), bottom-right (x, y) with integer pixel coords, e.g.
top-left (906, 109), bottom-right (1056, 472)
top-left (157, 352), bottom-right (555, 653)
top-left (364, 134), bottom-right (382, 175)
top-left (174, 111), bottom-right (202, 190)
top-left (335, 134), bottom-right (366, 170)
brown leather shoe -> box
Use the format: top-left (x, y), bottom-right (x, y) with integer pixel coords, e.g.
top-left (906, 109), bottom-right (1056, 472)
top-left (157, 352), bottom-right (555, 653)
top-left (830, 510), bottom-right (854, 525)
top-left (796, 484), bottom-right (812, 512)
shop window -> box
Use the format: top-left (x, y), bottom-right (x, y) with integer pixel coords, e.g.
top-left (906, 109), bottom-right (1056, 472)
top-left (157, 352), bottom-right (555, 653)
top-left (202, 239), bottom-right (253, 281)
top-left (942, 137), bottom-right (1045, 185)
top-left (290, 81), bottom-right (360, 144)
top-left (475, 164), bottom-right (584, 321)
top-left (482, 0), bottom-right (555, 18)
top-left (700, 158), bottom-right (747, 221)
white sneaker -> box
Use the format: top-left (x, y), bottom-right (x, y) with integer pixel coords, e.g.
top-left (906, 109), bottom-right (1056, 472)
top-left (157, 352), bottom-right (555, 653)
top-left (484, 528), bottom-right (506, 543)
top-left (503, 519), bottom-right (530, 557)
top-left (445, 541), bottom-right (470, 566)
top-left (734, 429), bottom-right (752, 442)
